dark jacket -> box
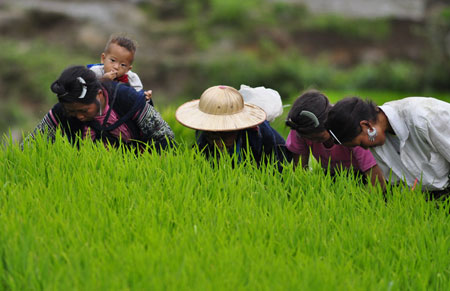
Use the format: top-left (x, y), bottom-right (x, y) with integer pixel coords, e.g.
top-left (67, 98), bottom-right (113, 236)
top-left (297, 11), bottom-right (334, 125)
top-left (197, 121), bottom-right (291, 171)
top-left (30, 81), bottom-right (174, 151)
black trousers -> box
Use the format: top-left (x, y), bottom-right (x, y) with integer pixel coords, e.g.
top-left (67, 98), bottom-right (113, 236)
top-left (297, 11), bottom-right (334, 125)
top-left (427, 188), bottom-right (450, 201)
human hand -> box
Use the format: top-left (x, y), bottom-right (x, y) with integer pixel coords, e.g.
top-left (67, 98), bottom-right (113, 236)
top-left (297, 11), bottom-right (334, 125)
top-left (144, 90), bottom-right (153, 101)
top-left (103, 70), bottom-right (118, 80)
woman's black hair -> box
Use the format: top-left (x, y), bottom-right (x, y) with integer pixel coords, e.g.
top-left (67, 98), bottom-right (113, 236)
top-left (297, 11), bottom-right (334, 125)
top-left (325, 97), bottom-right (379, 143)
top-left (50, 65), bottom-right (101, 104)
top-left (286, 90), bottom-right (331, 135)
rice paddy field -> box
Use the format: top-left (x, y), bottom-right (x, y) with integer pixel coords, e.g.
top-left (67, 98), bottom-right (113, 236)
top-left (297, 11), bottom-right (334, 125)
top-left (1, 92), bottom-right (450, 290)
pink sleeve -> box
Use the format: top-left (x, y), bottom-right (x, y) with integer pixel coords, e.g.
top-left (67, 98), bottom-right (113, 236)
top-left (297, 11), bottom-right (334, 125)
top-left (48, 109), bottom-right (59, 125)
top-left (286, 130), bottom-right (309, 155)
top-left (351, 146), bottom-right (377, 172)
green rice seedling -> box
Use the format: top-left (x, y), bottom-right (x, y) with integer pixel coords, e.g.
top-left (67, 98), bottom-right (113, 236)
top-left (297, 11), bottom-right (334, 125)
top-left (1, 131), bottom-right (449, 290)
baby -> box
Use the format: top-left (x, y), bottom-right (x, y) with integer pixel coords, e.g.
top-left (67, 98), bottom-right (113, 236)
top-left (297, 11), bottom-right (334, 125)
top-left (88, 34), bottom-right (152, 102)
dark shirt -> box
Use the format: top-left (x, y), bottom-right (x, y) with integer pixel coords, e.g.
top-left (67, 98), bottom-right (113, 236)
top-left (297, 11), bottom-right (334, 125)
top-left (196, 121), bottom-right (291, 171)
top-left (26, 81), bottom-right (174, 151)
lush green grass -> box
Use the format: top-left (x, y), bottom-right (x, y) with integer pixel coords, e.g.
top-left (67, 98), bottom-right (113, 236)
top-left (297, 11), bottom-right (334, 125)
top-left (1, 132), bottom-right (450, 290)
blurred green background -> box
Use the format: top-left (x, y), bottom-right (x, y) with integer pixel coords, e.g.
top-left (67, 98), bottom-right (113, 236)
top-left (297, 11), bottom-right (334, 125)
top-left (1, 0), bottom-right (449, 141)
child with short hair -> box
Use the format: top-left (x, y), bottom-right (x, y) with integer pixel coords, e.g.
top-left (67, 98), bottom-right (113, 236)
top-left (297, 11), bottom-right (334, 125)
top-left (88, 34), bottom-right (153, 102)
top-left (285, 90), bottom-right (385, 188)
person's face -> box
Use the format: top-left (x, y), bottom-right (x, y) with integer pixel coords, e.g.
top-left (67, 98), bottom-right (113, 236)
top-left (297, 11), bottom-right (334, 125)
top-left (63, 91), bottom-right (102, 122)
top-left (342, 121), bottom-right (386, 149)
top-left (101, 43), bottom-right (133, 78)
top-left (299, 130), bottom-right (331, 143)
top-left (204, 131), bottom-right (238, 151)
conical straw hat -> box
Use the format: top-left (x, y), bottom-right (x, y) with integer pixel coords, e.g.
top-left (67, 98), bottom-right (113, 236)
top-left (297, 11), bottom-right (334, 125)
top-left (175, 85), bottom-right (267, 131)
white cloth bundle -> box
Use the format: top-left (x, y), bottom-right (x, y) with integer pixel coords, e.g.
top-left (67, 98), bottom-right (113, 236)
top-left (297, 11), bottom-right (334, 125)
top-left (239, 85), bottom-right (283, 122)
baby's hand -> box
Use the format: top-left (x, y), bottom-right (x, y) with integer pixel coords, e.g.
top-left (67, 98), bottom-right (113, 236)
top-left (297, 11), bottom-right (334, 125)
top-left (144, 90), bottom-right (153, 101)
top-left (103, 70), bottom-right (117, 80)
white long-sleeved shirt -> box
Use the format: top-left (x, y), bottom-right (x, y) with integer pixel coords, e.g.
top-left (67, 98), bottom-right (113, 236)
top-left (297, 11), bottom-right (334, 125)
top-left (370, 97), bottom-right (450, 191)
top-left (89, 64), bottom-right (143, 91)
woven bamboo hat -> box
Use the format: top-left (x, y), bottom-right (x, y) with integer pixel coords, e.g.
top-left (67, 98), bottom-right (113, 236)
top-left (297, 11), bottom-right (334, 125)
top-left (175, 85), bottom-right (267, 131)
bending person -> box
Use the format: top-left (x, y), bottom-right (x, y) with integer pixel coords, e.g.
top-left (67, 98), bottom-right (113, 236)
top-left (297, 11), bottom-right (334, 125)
top-left (286, 90), bottom-right (385, 188)
top-left (175, 85), bottom-right (290, 170)
top-left (325, 96), bottom-right (450, 198)
top-left (25, 65), bottom-right (174, 151)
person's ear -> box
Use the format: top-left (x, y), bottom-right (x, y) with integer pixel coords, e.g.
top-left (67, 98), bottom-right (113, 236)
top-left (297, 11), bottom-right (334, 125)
top-left (101, 53), bottom-right (106, 64)
top-left (359, 120), bottom-right (372, 130)
top-left (127, 64), bottom-right (132, 72)
top-left (96, 89), bottom-right (105, 106)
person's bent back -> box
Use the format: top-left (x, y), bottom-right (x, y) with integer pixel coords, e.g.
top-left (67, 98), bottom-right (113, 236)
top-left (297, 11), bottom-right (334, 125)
top-left (176, 85), bottom-right (290, 171)
top-left (325, 96), bottom-right (450, 198)
top-left (24, 65), bottom-right (174, 151)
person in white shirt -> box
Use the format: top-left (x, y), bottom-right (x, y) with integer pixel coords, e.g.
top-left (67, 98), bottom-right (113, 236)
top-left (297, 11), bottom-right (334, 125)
top-left (325, 96), bottom-right (450, 198)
